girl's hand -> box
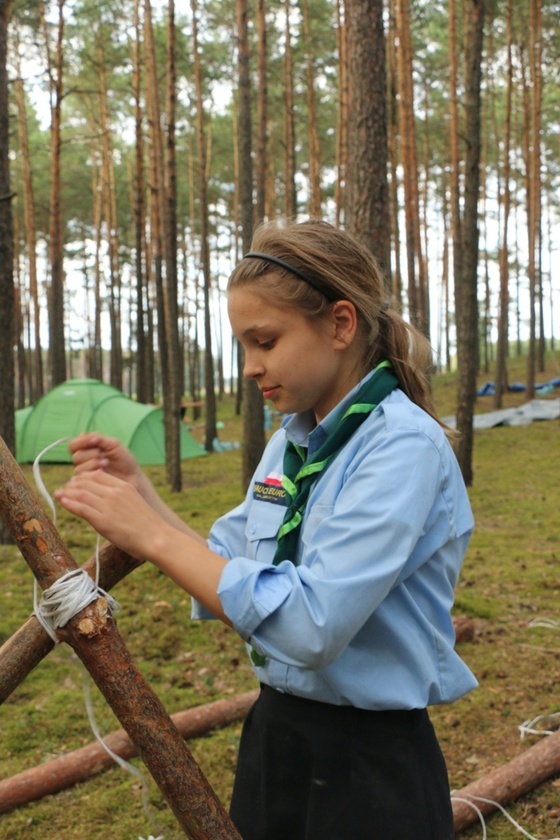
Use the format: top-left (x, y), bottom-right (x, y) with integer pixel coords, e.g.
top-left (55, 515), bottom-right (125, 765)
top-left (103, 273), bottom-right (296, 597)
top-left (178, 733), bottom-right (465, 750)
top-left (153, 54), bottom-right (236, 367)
top-left (56, 461), bottom-right (230, 624)
top-left (54, 470), bottom-right (165, 560)
top-left (69, 433), bottom-right (142, 490)
top-left (65, 434), bottom-right (206, 545)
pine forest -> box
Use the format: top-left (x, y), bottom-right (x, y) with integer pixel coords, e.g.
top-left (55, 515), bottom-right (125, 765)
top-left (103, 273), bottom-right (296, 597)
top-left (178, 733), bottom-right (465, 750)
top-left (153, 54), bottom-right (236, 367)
top-left (0, 0), bottom-right (558, 483)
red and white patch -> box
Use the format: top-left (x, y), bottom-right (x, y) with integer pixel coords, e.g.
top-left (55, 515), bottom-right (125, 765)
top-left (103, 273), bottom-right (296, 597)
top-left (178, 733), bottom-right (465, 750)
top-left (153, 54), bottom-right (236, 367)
top-left (264, 471), bottom-right (283, 487)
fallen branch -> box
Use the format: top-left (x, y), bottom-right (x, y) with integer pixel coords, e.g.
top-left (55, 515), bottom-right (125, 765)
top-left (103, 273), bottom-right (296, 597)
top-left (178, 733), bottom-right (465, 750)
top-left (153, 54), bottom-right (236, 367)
top-left (452, 728), bottom-right (560, 833)
top-left (0, 689), bottom-right (257, 815)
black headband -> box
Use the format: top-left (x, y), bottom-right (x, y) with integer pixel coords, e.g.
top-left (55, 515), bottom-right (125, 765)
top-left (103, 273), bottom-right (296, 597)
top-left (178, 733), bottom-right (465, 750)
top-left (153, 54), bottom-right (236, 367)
top-left (243, 251), bottom-right (336, 301)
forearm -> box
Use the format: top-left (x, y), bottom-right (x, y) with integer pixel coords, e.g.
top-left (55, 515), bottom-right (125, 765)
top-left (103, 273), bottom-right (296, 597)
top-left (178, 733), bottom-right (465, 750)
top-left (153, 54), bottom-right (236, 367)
top-left (138, 474), bottom-right (207, 546)
top-left (56, 469), bottom-right (225, 615)
top-left (146, 523), bottom-right (231, 625)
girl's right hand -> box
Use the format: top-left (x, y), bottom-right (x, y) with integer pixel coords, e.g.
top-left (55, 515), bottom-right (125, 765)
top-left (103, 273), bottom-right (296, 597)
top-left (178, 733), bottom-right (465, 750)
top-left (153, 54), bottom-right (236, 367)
top-left (69, 433), bottom-right (142, 490)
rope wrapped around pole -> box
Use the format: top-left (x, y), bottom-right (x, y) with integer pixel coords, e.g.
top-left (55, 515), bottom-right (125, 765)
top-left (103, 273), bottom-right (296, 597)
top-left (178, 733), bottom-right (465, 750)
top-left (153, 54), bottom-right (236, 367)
top-left (0, 544), bottom-right (142, 704)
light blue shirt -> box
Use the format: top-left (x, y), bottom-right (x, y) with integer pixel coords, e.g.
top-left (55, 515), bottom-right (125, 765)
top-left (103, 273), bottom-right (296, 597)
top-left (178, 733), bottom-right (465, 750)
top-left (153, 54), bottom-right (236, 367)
top-left (198, 377), bottom-right (477, 710)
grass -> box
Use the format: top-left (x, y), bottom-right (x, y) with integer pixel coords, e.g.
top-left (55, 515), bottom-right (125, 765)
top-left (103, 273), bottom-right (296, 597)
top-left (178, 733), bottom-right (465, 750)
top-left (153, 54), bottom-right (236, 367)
top-left (1, 352), bottom-right (560, 839)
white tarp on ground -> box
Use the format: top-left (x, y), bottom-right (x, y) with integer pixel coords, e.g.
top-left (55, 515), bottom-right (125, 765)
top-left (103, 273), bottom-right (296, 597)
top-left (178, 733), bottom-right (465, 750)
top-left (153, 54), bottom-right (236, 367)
top-left (443, 399), bottom-right (560, 430)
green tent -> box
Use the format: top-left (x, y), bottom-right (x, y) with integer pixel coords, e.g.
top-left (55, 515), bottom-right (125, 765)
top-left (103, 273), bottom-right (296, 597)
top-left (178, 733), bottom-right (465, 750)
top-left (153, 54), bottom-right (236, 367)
top-left (16, 379), bottom-right (207, 465)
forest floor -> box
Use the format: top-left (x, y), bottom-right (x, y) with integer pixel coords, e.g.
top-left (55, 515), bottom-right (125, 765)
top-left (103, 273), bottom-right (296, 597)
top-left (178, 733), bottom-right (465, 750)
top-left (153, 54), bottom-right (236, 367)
top-left (1, 351), bottom-right (560, 839)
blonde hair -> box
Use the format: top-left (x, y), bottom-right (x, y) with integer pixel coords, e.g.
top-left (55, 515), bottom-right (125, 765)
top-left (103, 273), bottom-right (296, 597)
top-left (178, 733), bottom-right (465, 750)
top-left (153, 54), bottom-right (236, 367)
top-left (229, 219), bottom-right (443, 427)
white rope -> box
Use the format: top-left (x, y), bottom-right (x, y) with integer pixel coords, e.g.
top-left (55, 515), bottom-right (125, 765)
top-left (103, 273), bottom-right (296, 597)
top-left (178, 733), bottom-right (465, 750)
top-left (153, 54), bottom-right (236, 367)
top-left (34, 567), bottom-right (120, 642)
top-left (451, 792), bottom-right (560, 840)
top-left (83, 673), bottom-right (149, 799)
top-left (528, 618), bottom-right (560, 630)
top-left (451, 795), bottom-right (488, 840)
top-left (519, 712), bottom-right (560, 741)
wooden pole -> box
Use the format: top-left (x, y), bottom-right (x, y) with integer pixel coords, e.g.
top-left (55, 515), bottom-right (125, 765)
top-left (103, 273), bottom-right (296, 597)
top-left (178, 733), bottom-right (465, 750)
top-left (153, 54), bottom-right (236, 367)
top-left (0, 544), bottom-right (142, 704)
top-left (452, 729), bottom-right (560, 833)
top-left (0, 437), bottom-right (241, 839)
top-left (0, 690), bottom-right (258, 815)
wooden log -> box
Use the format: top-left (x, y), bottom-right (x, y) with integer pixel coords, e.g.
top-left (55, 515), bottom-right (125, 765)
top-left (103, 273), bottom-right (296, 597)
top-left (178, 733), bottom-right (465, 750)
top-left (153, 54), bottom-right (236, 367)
top-left (0, 544), bottom-right (142, 704)
top-left (0, 689), bottom-right (258, 815)
top-left (0, 436), bottom-right (241, 839)
top-left (452, 728), bottom-right (560, 833)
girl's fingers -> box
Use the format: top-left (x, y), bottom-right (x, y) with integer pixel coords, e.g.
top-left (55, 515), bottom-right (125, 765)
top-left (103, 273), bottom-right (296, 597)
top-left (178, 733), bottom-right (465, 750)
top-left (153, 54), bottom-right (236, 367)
top-left (55, 472), bottom-right (157, 559)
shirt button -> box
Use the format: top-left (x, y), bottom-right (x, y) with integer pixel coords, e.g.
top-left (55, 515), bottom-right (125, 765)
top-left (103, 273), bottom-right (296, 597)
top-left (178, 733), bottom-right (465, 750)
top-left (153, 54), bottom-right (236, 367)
top-left (250, 526), bottom-right (256, 534)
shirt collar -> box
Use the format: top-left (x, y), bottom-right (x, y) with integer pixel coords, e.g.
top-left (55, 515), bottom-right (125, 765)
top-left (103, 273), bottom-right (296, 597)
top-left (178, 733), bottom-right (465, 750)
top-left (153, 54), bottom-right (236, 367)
top-left (283, 368), bottom-right (379, 457)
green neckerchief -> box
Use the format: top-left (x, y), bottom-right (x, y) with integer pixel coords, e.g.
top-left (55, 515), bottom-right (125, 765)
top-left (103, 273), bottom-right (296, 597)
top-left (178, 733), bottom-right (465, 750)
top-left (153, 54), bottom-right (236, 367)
top-left (250, 360), bottom-right (399, 666)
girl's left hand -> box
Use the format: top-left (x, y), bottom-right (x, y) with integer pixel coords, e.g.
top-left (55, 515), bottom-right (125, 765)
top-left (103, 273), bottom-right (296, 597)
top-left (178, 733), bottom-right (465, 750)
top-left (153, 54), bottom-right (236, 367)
top-left (54, 470), bottom-right (166, 561)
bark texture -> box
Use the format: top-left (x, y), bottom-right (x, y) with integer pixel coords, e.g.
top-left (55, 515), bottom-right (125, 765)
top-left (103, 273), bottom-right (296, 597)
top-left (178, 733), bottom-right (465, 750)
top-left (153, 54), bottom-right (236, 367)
top-left (345, 0), bottom-right (390, 278)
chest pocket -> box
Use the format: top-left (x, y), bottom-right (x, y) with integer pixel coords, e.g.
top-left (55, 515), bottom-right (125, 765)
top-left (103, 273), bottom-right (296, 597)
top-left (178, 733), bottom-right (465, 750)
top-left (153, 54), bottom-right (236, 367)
top-left (244, 500), bottom-right (285, 563)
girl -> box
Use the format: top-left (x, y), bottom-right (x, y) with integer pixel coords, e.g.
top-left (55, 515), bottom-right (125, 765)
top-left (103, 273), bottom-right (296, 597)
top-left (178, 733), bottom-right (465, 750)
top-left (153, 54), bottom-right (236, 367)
top-left (56, 220), bottom-right (476, 840)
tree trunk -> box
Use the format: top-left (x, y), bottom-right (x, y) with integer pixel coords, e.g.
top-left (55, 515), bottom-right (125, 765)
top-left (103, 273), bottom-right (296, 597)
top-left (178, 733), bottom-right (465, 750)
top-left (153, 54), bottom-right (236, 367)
top-left (0, 0), bottom-right (15, 546)
top-left (525, 0), bottom-right (542, 398)
top-left (480, 82), bottom-right (491, 375)
top-left (448, 0), bottom-right (462, 344)
top-left (420, 83), bottom-right (431, 338)
top-left (394, 0), bottom-right (426, 323)
top-left (493, 0), bottom-right (513, 409)
top-left (164, 0), bottom-right (183, 491)
top-left (13, 259), bottom-right (27, 409)
top-left (454, 0), bottom-right (485, 486)
top-left (335, 0), bottom-right (347, 227)
top-left (145, 0), bottom-right (169, 417)
top-left (237, 0), bottom-right (265, 491)
top-left (346, 0), bottom-right (390, 280)
top-left (283, 0), bottom-right (297, 218)
top-left (97, 36), bottom-right (123, 391)
top-left (255, 0), bottom-right (268, 223)
top-left (191, 0), bottom-right (217, 453)
top-left (89, 131), bottom-right (104, 380)
top-left (440, 178), bottom-right (451, 372)
top-left (43, 0), bottom-right (67, 386)
top-left (300, 0), bottom-right (321, 218)
top-left (387, 4), bottom-right (402, 304)
top-left (187, 141), bottom-right (201, 410)
top-left (14, 41), bottom-right (43, 402)
top-left (545, 197), bottom-right (555, 352)
top-left (132, 0), bottom-right (149, 403)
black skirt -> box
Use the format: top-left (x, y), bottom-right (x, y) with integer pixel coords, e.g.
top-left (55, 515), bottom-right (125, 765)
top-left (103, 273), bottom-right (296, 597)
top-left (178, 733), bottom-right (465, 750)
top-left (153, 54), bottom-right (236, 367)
top-left (229, 684), bottom-right (454, 840)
